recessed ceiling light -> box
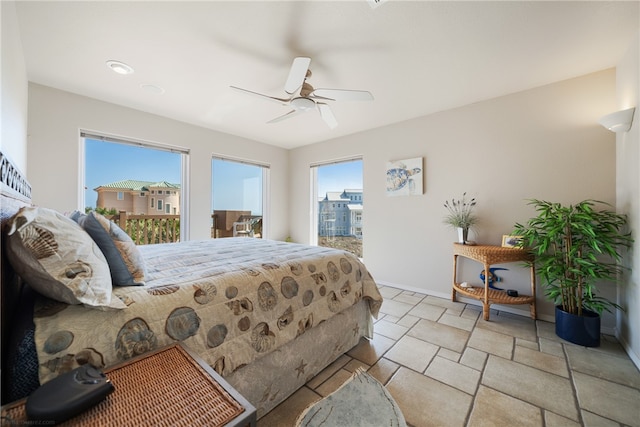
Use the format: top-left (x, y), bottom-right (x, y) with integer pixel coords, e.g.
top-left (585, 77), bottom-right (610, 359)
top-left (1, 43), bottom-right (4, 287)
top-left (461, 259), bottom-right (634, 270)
top-left (106, 60), bottom-right (134, 75)
top-left (140, 84), bottom-right (165, 95)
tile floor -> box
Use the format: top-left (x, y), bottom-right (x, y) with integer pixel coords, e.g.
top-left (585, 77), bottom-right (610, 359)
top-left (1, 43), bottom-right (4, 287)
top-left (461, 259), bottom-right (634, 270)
top-left (258, 285), bottom-right (640, 427)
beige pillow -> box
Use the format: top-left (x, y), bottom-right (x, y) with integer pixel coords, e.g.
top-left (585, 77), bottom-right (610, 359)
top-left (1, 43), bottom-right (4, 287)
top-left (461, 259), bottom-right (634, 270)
top-left (5, 207), bottom-right (126, 309)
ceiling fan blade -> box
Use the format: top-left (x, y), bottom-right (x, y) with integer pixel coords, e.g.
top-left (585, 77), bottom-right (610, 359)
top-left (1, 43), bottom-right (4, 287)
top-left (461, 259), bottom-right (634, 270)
top-left (284, 57), bottom-right (311, 95)
top-left (267, 109), bottom-right (304, 124)
top-left (312, 89), bottom-right (374, 102)
top-left (317, 103), bottom-right (338, 129)
top-left (230, 86), bottom-right (290, 105)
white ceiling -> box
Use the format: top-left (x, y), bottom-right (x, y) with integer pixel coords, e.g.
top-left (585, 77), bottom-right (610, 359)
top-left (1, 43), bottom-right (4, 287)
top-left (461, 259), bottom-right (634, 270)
top-left (14, 1), bottom-right (640, 149)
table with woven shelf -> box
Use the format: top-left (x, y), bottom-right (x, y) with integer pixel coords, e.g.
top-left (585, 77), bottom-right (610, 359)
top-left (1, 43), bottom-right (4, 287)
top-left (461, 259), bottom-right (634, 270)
top-left (452, 243), bottom-right (536, 321)
top-left (1, 344), bottom-right (256, 427)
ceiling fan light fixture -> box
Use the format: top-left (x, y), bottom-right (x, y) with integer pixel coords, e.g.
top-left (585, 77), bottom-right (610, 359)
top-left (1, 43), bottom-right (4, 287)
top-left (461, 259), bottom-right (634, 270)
top-left (106, 60), bottom-right (134, 75)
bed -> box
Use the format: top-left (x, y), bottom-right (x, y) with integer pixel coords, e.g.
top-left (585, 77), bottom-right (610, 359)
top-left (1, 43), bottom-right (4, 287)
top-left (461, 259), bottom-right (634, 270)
top-left (0, 151), bottom-right (382, 418)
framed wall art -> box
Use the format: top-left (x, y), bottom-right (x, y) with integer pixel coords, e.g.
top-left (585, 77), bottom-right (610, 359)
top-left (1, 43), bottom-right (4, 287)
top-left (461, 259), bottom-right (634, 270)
top-left (386, 157), bottom-right (423, 197)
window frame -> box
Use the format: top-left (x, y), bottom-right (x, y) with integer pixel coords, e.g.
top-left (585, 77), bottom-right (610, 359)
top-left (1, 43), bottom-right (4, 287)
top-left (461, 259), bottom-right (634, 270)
top-left (80, 131), bottom-right (190, 240)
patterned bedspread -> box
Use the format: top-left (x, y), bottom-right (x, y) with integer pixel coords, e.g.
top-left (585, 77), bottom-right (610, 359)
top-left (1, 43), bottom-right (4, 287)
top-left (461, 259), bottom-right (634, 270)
top-left (33, 238), bottom-right (382, 384)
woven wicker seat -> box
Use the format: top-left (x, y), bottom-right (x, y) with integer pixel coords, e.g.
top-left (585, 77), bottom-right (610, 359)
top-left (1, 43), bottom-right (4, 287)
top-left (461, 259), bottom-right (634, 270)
top-left (452, 243), bottom-right (536, 321)
top-left (1, 344), bottom-right (256, 427)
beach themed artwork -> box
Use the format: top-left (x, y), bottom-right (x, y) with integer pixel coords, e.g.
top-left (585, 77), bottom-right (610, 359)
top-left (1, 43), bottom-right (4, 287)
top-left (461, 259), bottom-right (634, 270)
top-left (386, 157), bottom-right (423, 196)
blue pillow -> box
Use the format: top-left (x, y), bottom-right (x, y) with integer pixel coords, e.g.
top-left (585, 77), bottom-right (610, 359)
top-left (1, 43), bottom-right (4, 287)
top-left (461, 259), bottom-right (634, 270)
top-left (70, 211), bottom-right (146, 286)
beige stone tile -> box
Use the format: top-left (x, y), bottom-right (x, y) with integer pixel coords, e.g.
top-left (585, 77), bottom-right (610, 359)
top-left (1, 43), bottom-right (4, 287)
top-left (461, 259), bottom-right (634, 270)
top-left (305, 354), bottom-right (351, 389)
top-left (408, 302), bottom-right (446, 321)
top-left (565, 345), bottom-right (640, 388)
top-left (536, 320), bottom-right (563, 342)
top-left (378, 286), bottom-right (403, 299)
top-left (460, 347), bottom-right (487, 371)
top-left (539, 337), bottom-right (565, 358)
top-left (367, 357), bottom-right (399, 385)
top-left (482, 355), bottom-right (579, 421)
top-left (544, 411), bottom-right (581, 427)
top-left (343, 358), bottom-right (370, 373)
top-left (380, 299), bottom-right (414, 318)
top-left (384, 314), bottom-right (401, 323)
top-left (393, 292), bottom-right (425, 305)
top-left (516, 337), bottom-right (539, 350)
top-left (513, 345), bottom-right (569, 378)
top-left (423, 295), bottom-right (465, 315)
top-left (387, 367), bottom-right (472, 427)
top-left (438, 312), bottom-right (476, 331)
top-left (374, 319), bottom-right (409, 340)
top-left (425, 356), bottom-right (480, 395)
top-left (467, 327), bottom-right (514, 359)
top-left (347, 333), bottom-right (395, 366)
top-left (596, 334), bottom-right (629, 359)
top-left (573, 371), bottom-right (640, 427)
top-left (408, 318), bottom-right (470, 353)
top-left (476, 311), bottom-right (537, 341)
top-left (467, 385), bottom-right (543, 427)
top-left (385, 335), bottom-right (438, 373)
top-left (257, 386), bottom-right (320, 427)
top-left (315, 368), bottom-right (353, 397)
top-left (437, 347), bottom-right (461, 362)
top-left (581, 411), bottom-right (621, 427)
top-left (461, 306), bottom-right (481, 321)
top-left (397, 314), bottom-right (420, 328)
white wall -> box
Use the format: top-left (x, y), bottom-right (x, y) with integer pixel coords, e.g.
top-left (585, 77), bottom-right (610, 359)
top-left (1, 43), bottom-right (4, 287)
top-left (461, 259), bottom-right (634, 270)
top-left (1, 1), bottom-right (28, 172)
top-left (26, 84), bottom-right (290, 241)
top-left (290, 70), bottom-right (618, 325)
top-left (616, 30), bottom-right (640, 367)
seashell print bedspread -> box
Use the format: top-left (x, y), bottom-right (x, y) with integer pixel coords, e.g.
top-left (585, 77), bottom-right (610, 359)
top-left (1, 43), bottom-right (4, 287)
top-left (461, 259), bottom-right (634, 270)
top-left (33, 238), bottom-right (383, 384)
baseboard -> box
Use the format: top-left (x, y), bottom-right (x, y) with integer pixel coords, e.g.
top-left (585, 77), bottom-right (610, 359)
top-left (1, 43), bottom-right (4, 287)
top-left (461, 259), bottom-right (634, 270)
top-left (616, 333), bottom-right (640, 370)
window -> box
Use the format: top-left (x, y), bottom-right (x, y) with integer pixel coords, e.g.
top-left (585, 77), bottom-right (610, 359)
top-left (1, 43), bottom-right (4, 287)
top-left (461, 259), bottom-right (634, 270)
top-left (311, 158), bottom-right (363, 258)
top-left (82, 132), bottom-right (188, 244)
top-left (165, 203), bottom-right (171, 214)
top-left (158, 190), bottom-right (163, 195)
top-left (212, 156), bottom-right (269, 239)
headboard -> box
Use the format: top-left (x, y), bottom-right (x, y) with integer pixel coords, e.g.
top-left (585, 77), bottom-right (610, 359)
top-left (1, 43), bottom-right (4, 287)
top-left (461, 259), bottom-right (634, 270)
top-left (1, 150), bottom-right (32, 400)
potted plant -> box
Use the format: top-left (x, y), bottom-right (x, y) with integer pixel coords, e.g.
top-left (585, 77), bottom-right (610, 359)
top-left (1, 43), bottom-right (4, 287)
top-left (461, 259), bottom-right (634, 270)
top-left (513, 199), bottom-right (633, 347)
top-left (443, 192), bottom-right (478, 243)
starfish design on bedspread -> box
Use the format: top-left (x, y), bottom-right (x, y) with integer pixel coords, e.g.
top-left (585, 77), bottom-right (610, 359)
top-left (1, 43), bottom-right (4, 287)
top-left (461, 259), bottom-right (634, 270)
top-left (352, 324), bottom-right (360, 336)
top-left (295, 359), bottom-right (307, 377)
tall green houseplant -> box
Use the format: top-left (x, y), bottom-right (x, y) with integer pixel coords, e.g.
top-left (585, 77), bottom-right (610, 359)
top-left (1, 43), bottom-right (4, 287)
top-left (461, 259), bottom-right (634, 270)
top-left (513, 199), bottom-right (633, 316)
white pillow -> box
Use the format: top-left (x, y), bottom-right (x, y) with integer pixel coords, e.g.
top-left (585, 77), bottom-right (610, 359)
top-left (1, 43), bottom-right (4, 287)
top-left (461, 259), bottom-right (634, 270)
top-left (5, 207), bottom-right (126, 309)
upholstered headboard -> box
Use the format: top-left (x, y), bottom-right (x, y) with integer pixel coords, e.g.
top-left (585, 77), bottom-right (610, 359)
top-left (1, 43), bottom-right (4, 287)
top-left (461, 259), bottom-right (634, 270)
top-left (1, 150), bottom-right (32, 399)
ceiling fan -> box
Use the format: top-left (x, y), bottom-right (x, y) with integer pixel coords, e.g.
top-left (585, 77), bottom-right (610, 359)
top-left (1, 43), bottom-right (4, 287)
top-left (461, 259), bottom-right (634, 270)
top-left (231, 57), bottom-right (373, 129)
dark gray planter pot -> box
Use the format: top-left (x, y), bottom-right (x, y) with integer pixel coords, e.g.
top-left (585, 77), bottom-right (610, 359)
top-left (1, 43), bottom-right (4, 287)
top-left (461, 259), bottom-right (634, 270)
top-left (555, 306), bottom-right (600, 347)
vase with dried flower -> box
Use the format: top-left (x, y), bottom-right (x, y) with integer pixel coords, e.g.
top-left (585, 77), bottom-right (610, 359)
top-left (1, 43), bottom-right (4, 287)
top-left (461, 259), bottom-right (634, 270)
top-left (443, 193), bottom-right (478, 244)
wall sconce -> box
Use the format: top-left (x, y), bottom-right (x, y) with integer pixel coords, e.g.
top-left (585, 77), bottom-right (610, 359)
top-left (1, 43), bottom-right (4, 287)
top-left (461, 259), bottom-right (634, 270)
top-left (598, 107), bottom-right (635, 133)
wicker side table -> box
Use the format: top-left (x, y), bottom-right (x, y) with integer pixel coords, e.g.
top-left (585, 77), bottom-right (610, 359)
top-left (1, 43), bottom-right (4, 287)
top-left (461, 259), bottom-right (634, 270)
top-left (1, 344), bottom-right (256, 427)
top-left (452, 243), bottom-right (536, 321)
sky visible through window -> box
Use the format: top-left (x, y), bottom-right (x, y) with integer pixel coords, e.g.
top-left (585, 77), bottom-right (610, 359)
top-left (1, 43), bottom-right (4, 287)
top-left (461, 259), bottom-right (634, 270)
top-left (85, 139), bottom-right (363, 211)
top-left (317, 160), bottom-right (363, 199)
top-left (212, 159), bottom-right (263, 215)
